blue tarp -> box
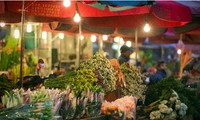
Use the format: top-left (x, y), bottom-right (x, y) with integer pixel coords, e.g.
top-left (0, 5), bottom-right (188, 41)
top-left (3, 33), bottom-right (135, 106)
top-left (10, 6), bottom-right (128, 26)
top-left (99, 1), bottom-right (152, 6)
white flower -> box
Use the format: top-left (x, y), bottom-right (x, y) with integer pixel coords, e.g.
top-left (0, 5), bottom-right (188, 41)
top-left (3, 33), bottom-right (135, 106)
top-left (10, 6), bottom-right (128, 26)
top-left (179, 109), bottom-right (186, 116)
top-left (150, 110), bottom-right (161, 120)
top-left (180, 103), bottom-right (188, 110)
top-left (175, 104), bottom-right (180, 110)
top-left (169, 97), bottom-right (177, 103)
top-left (158, 104), bottom-right (168, 110)
top-left (160, 100), bottom-right (168, 105)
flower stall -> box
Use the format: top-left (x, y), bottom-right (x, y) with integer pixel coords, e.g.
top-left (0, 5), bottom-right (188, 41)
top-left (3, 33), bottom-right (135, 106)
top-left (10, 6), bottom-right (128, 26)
top-left (0, 51), bottom-right (193, 120)
top-left (0, 51), bottom-right (146, 119)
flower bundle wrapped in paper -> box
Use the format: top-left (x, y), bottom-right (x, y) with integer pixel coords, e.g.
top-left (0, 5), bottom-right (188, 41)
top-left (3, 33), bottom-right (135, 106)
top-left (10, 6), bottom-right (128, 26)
top-left (101, 96), bottom-right (137, 119)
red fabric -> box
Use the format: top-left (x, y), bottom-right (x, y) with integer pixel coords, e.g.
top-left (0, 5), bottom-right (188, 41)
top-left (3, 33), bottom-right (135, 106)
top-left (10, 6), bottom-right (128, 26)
top-left (187, 27), bottom-right (200, 35)
top-left (6, 1), bottom-right (76, 18)
top-left (0, 2), bottom-right (5, 14)
top-left (6, 1), bottom-right (149, 18)
top-left (78, 2), bottom-right (150, 17)
top-left (151, 1), bottom-right (191, 22)
top-left (85, 13), bottom-right (188, 28)
top-left (0, 12), bottom-right (21, 23)
top-left (2, 1), bottom-right (192, 28)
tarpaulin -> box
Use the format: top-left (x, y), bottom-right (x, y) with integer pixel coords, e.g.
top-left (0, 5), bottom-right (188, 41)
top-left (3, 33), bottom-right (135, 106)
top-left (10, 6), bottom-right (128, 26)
top-left (151, 1), bottom-right (191, 22)
top-left (175, 1), bottom-right (200, 15)
top-left (6, 1), bottom-right (76, 18)
top-left (77, 2), bottom-right (150, 17)
top-left (6, 1), bottom-right (150, 18)
top-left (98, 1), bottom-right (153, 6)
top-left (0, 2), bottom-right (5, 14)
top-left (173, 17), bottom-right (200, 34)
top-left (85, 13), bottom-right (188, 28)
top-left (49, 22), bottom-right (115, 34)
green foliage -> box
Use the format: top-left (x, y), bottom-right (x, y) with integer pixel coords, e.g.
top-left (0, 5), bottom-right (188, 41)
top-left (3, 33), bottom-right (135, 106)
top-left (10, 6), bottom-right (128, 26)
top-left (145, 76), bottom-right (182, 105)
top-left (67, 69), bottom-right (103, 96)
top-left (120, 63), bottom-right (146, 101)
top-left (44, 71), bottom-right (75, 89)
top-left (139, 50), bottom-right (155, 67)
top-left (145, 76), bottom-right (200, 116)
top-left (0, 74), bottom-right (15, 98)
top-left (0, 36), bottom-right (20, 71)
top-left (79, 52), bottom-right (117, 93)
top-left (44, 69), bottom-right (103, 97)
top-left (26, 52), bottom-right (38, 75)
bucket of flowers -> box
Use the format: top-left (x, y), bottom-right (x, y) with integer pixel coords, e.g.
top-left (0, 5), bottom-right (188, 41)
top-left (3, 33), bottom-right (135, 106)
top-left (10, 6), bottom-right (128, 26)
top-left (142, 89), bottom-right (188, 120)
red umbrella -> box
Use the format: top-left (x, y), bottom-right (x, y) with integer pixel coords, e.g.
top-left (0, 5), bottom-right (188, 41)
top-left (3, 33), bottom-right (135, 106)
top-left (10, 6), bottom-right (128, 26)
top-left (1, 1), bottom-right (192, 27)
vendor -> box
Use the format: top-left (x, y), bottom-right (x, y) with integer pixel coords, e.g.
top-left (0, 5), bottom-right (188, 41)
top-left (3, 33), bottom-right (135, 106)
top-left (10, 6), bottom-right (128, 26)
top-left (36, 59), bottom-right (49, 78)
top-left (118, 45), bottom-right (134, 65)
top-left (149, 61), bottom-right (167, 84)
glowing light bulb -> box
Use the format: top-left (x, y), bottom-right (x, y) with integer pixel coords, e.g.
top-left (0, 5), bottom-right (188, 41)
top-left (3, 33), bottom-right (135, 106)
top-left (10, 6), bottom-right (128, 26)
top-left (112, 43), bottom-right (118, 50)
top-left (114, 36), bottom-right (120, 43)
top-left (126, 41), bottom-right (132, 47)
top-left (14, 29), bottom-right (20, 39)
top-left (59, 33), bottom-right (64, 39)
top-left (91, 35), bottom-right (96, 42)
top-left (177, 49), bottom-right (182, 55)
top-left (26, 24), bottom-right (32, 33)
top-left (80, 35), bottom-right (84, 40)
top-left (0, 22), bottom-right (5, 27)
top-left (42, 31), bottom-right (47, 39)
top-left (102, 35), bottom-right (108, 41)
top-left (74, 12), bottom-right (81, 23)
top-left (63, 0), bottom-right (71, 7)
top-left (144, 23), bottom-right (151, 32)
top-left (120, 37), bottom-right (124, 44)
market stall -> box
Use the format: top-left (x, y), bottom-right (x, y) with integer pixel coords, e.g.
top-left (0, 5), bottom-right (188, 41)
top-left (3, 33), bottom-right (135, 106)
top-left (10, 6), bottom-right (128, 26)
top-left (0, 1), bottom-right (200, 120)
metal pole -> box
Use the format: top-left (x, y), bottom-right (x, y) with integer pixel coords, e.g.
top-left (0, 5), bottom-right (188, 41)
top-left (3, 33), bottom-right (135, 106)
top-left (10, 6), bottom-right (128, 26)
top-left (98, 36), bottom-right (103, 53)
top-left (79, 21), bottom-right (81, 64)
top-left (135, 28), bottom-right (138, 64)
top-left (20, 0), bottom-right (25, 88)
top-left (76, 22), bottom-right (81, 67)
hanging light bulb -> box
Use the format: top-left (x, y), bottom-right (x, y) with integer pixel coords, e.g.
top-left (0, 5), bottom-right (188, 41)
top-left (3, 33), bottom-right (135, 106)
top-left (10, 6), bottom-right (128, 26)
top-left (126, 41), bottom-right (132, 47)
top-left (74, 12), bottom-right (81, 23)
top-left (42, 31), bottom-right (47, 39)
top-left (112, 43), bottom-right (118, 50)
top-left (63, 0), bottom-right (71, 7)
top-left (114, 36), bottom-right (120, 43)
top-left (144, 23), bottom-right (151, 32)
top-left (0, 22), bottom-right (5, 27)
top-left (14, 29), bottom-right (20, 39)
top-left (80, 35), bottom-right (84, 40)
top-left (91, 35), bottom-right (96, 42)
top-left (120, 37), bottom-right (124, 44)
top-left (102, 35), bottom-right (108, 41)
top-left (59, 33), bottom-right (64, 39)
top-left (177, 49), bottom-right (182, 55)
top-left (26, 23), bottom-right (32, 33)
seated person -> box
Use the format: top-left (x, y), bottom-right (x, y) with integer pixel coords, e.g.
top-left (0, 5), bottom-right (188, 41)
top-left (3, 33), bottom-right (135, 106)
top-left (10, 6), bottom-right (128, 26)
top-left (149, 61), bottom-right (167, 84)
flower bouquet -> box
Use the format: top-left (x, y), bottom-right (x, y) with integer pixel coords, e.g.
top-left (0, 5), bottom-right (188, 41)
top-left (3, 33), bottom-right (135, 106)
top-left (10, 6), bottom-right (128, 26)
top-left (101, 96), bottom-right (137, 120)
top-left (59, 90), bottom-right (76, 120)
top-left (86, 90), bottom-right (105, 117)
top-left (143, 89), bottom-right (188, 120)
top-left (74, 96), bottom-right (88, 118)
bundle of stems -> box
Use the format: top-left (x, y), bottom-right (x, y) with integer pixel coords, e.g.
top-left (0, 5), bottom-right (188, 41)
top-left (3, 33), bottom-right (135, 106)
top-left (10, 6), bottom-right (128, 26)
top-left (179, 49), bottom-right (193, 79)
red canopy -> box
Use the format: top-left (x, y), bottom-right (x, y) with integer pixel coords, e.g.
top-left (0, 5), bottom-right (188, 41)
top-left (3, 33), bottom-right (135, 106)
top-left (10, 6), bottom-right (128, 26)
top-left (1, 1), bottom-right (191, 28)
